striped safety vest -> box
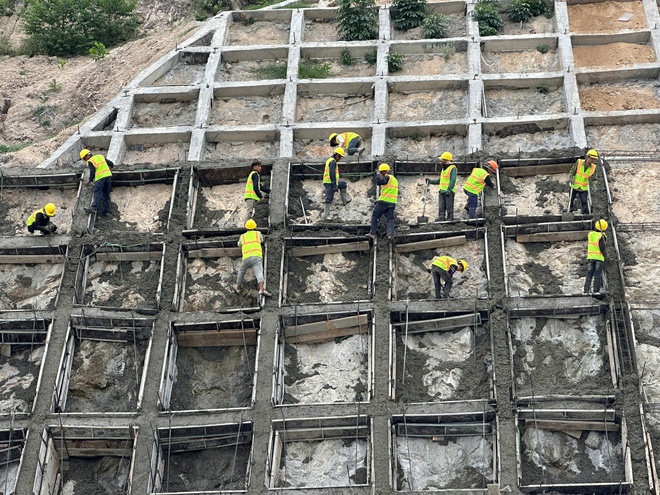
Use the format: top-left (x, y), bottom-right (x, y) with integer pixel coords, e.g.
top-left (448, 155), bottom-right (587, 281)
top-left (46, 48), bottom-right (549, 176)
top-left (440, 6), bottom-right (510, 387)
top-left (439, 164), bottom-right (457, 193)
top-left (432, 255), bottom-right (457, 272)
top-left (339, 132), bottom-right (360, 148)
top-left (244, 170), bottom-right (260, 201)
top-left (378, 174), bottom-right (398, 204)
top-left (572, 159), bottom-right (595, 191)
top-left (26, 208), bottom-right (45, 227)
top-left (323, 157), bottom-right (340, 184)
top-left (241, 231), bottom-right (263, 260)
top-left (464, 168), bottom-right (489, 195)
top-left (587, 231), bottom-right (604, 261)
top-left (89, 155), bottom-right (112, 181)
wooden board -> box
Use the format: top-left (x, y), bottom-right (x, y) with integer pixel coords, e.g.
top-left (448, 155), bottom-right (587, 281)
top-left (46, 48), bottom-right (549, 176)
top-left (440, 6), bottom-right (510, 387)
top-left (502, 163), bottom-right (573, 177)
top-left (0, 255), bottom-right (65, 264)
top-left (395, 314), bottom-right (481, 333)
top-left (95, 251), bottom-right (162, 262)
top-left (290, 241), bottom-right (370, 257)
top-left (187, 247), bottom-right (242, 258)
top-left (283, 314), bottom-right (368, 338)
top-left (284, 325), bottom-right (367, 344)
top-left (516, 231), bottom-right (587, 243)
top-left (177, 329), bottom-right (257, 347)
top-left (525, 419), bottom-right (619, 432)
top-left (395, 235), bottom-right (467, 254)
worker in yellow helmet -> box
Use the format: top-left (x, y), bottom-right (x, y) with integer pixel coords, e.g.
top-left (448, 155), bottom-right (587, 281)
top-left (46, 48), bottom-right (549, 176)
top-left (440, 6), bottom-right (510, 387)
top-left (464, 160), bottom-right (497, 219)
top-left (430, 256), bottom-right (467, 299)
top-left (427, 151), bottom-right (457, 221)
top-left (322, 147), bottom-right (351, 220)
top-left (80, 148), bottom-right (114, 216)
top-left (329, 132), bottom-right (365, 156)
top-left (368, 163), bottom-right (398, 240)
top-left (569, 149), bottom-right (598, 214)
top-left (235, 219), bottom-right (271, 297)
top-left (26, 203), bottom-right (57, 235)
top-left (243, 160), bottom-right (271, 224)
top-left (584, 219), bottom-right (607, 294)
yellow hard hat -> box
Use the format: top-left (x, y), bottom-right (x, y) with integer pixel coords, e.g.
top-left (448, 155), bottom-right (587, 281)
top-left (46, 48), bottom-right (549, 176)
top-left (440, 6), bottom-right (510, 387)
top-left (458, 259), bottom-right (468, 271)
top-left (245, 219), bottom-right (257, 230)
top-left (80, 149), bottom-right (91, 160)
top-left (379, 163), bottom-right (391, 172)
top-left (44, 203), bottom-right (56, 216)
top-left (329, 133), bottom-right (338, 141)
top-left (439, 151), bottom-right (453, 161)
top-left (334, 147), bottom-right (345, 157)
top-left (587, 149), bottom-right (599, 158)
top-left (595, 219), bottom-right (608, 232)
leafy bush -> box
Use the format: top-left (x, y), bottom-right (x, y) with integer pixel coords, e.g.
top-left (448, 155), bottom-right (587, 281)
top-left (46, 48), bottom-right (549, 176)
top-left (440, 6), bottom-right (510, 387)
top-left (0, 0), bottom-right (17, 16)
top-left (421, 13), bottom-right (449, 39)
top-left (536, 44), bottom-right (549, 54)
top-left (250, 63), bottom-right (287, 79)
top-left (193, 0), bottom-right (231, 19)
top-left (507, 0), bottom-right (532, 23)
top-left (0, 35), bottom-right (14, 56)
top-left (89, 41), bottom-right (108, 61)
top-left (528, 0), bottom-right (547, 16)
top-left (441, 42), bottom-right (455, 60)
top-left (298, 61), bottom-right (331, 78)
top-left (337, 0), bottom-right (378, 41)
top-left (0, 143), bottom-right (29, 153)
top-left (340, 48), bottom-right (356, 65)
top-left (364, 49), bottom-right (378, 64)
top-left (387, 51), bottom-right (404, 73)
top-left (536, 84), bottom-right (549, 94)
top-left (390, 0), bottom-right (426, 31)
top-left (472, 0), bottom-right (502, 36)
top-left (22, 0), bottom-right (139, 56)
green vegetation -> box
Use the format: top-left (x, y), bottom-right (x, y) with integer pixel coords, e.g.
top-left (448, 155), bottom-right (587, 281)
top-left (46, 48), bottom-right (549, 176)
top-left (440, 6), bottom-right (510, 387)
top-left (89, 41), bottom-right (108, 61)
top-left (298, 60), bottom-right (331, 78)
top-left (340, 48), bottom-right (356, 65)
top-left (337, 0), bottom-right (378, 41)
top-left (193, 0), bottom-right (231, 20)
top-left (441, 42), bottom-right (455, 60)
top-left (0, 143), bottom-right (29, 153)
top-left (387, 51), bottom-right (404, 73)
top-left (48, 79), bottom-right (62, 92)
top-left (472, 0), bottom-right (503, 36)
top-left (0, 35), bottom-right (15, 56)
top-left (33, 105), bottom-right (54, 127)
top-left (0, 0), bottom-right (17, 16)
top-left (528, 0), bottom-right (548, 16)
top-left (57, 59), bottom-right (67, 70)
top-left (536, 84), bottom-right (549, 94)
top-left (250, 63), bottom-right (288, 79)
top-left (22, 0), bottom-right (139, 56)
top-left (536, 44), bottom-right (550, 54)
top-left (421, 13), bottom-right (449, 39)
top-left (507, 0), bottom-right (532, 23)
top-left (364, 49), bottom-right (378, 65)
top-left (275, 1), bottom-right (309, 7)
top-left (390, 0), bottom-right (426, 31)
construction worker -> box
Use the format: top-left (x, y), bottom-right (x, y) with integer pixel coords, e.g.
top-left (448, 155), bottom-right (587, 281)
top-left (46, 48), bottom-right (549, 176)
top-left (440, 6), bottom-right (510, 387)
top-left (427, 151), bottom-right (457, 221)
top-left (584, 219), bottom-right (607, 294)
top-left (569, 149), bottom-right (598, 214)
top-left (81, 149), bottom-right (114, 216)
top-left (464, 160), bottom-right (497, 220)
top-left (26, 203), bottom-right (57, 235)
top-left (235, 219), bottom-right (271, 297)
top-left (430, 256), bottom-right (467, 299)
top-left (244, 160), bottom-right (270, 224)
top-left (368, 163), bottom-right (398, 240)
top-left (329, 132), bottom-right (365, 156)
top-left (322, 147), bottom-right (351, 220)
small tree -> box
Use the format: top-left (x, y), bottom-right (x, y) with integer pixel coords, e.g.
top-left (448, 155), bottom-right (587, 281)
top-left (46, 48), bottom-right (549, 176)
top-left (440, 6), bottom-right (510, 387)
top-left (507, 0), bottom-right (532, 23)
top-left (337, 0), bottom-right (379, 41)
top-left (472, 0), bottom-right (503, 36)
top-left (390, 0), bottom-right (426, 31)
top-left (421, 13), bottom-right (449, 39)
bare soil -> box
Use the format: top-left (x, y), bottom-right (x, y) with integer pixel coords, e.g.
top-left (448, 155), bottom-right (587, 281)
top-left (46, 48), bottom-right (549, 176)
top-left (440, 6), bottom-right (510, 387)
top-left (296, 94), bottom-right (373, 123)
top-left (499, 14), bottom-right (555, 35)
top-left (303, 19), bottom-right (338, 42)
top-left (389, 89), bottom-right (466, 121)
top-left (482, 49), bottom-right (560, 73)
top-left (218, 59), bottom-right (288, 82)
top-left (64, 456), bottom-right (131, 495)
top-left (205, 140), bottom-right (279, 160)
top-left (396, 52), bottom-right (468, 76)
top-left (573, 43), bottom-right (656, 69)
top-left (130, 100), bottom-right (197, 128)
top-left (123, 143), bottom-right (190, 165)
top-left (228, 19), bottom-right (290, 46)
top-left (580, 82), bottom-right (660, 112)
top-left (607, 161), bottom-right (660, 224)
top-left (586, 122), bottom-right (660, 150)
top-left (0, 263), bottom-right (63, 310)
top-left (486, 86), bottom-right (565, 117)
top-left (292, 139), bottom-right (372, 158)
top-left (387, 134), bottom-right (467, 159)
top-left (568, 0), bottom-right (648, 33)
top-left (211, 95), bottom-right (283, 126)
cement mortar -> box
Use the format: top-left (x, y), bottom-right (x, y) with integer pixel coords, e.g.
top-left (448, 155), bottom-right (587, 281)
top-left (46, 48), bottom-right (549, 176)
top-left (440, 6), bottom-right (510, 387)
top-left (0, 346), bottom-right (42, 414)
top-left (607, 161), bottom-right (660, 223)
top-left (1, 188), bottom-right (77, 236)
top-left (183, 257), bottom-right (257, 311)
top-left (397, 52), bottom-right (468, 77)
top-left (388, 89), bottom-right (467, 121)
top-left (210, 95), bottom-right (283, 126)
top-left (87, 259), bottom-right (160, 309)
top-left (481, 49), bottom-right (560, 73)
top-left (193, 182), bottom-right (269, 229)
top-left (101, 184), bottom-right (171, 232)
top-left (204, 140), bottom-right (279, 161)
top-left (0, 263), bottom-right (63, 310)
top-left (586, 123), bottom-right (660, 151)
top-left (500, 173), bottom-right (568, 216)
top-left (63, 456), bottom-right (131, 495)
top-left (123, 143), bottom-right (189, 165)
top-left (152, 63), bottom-right (205, 86)
top-left (486, 86), bottom-right (565, 118)
top-left (228, 19), bottom-right (290, 45)
top-left (387, 135), bottom-right (467, 160)
top-left (130, 101), bottom-right (197, 128)
top-left (397, 175), bottom-right (468, 223)
top-left (619, 231), bottom-right (660, 302)
top-left (483, 128), bottom-right (573, 156)
top-left (296, 94), bottom-right (374, 123)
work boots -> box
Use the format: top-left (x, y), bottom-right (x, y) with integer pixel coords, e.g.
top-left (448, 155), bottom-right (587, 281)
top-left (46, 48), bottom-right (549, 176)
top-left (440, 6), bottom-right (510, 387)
top-left (323, 204), bottom-right (331, 220)
top-left (340, 189), bottom-right (352, 205)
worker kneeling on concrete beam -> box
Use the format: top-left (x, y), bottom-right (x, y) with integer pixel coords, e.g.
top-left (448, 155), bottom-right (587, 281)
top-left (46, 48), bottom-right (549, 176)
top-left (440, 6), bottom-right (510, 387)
top-left (322, 147), bottom-right (351, 221)
top-left (584, 219), bottom-right (607, 295)
top-left (329, 132), bottom-right (365, 156)
top-left (464, 160), bottom-right (497, 220)
top-left (427, 151), bottom-right (457, 221)
top-left (26, 203), bottom-right (58, 235)
top-left (235, 219), bottom-right (271, 297)
top-left (430, 256), bottom-right (467, 299)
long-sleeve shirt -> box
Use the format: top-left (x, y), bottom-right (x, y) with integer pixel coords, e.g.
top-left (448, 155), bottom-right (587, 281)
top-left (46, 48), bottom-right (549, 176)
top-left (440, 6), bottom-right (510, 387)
top-left (88, 158), bottom-right (115, 183)
top-left (374, 174), bottom-right (391, 203)
top-left (328, 160), bottom-right (338, 188)
top-left (249, 171), bottom-right (271, 199)
top-left (484, 175), bottom-right (495, 189)
top-left (598, 236), bottom-right (606, 259)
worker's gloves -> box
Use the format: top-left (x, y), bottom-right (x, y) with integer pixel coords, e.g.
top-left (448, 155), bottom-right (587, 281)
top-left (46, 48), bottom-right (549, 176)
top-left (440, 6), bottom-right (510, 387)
top-left (426, 268), bottom-right (432, 273)
top-left (47, 223), bottom-right (58, 233)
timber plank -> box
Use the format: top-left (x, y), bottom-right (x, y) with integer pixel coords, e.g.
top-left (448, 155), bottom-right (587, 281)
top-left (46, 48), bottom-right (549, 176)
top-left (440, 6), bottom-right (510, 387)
top-left (177, 329), bottom-right (257, 347)
top-left (283, 315), bottom-right (368, 337)
top-left (395, 314), bottom-right (481, 333)
top-left (0, 255), bottom-right (65, 264)
top-left (525, 419), bottom-right (619, 432)
top-left (187, 247), bottom-right (242, 258)
top-left (395, 235), bottom-right (467, 254)
top-left (516, 231), bottom-right (587, 243)
top-left (290, 241), bottom-right (370, 257)
top-left (284, 325), bottom-right (367, 344)
top-left (502, 163), bottom-right (573, 177)
top-left (94, 252), bottom-right (162, 262)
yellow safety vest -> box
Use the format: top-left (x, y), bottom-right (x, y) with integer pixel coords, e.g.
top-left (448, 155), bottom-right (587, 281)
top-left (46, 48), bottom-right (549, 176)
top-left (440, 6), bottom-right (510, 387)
top-left (244, 170), bottom-right (260, 201)
top-left (587, 231), bottom-right (604, 261)
top-left (432, 255), bottom-right (457, 272)
top-left (378, 174), bottom-right (398, 204)
top-left (339, 132), bottom-right (360, 148)
top-left (26, 208), bottom-right (45, 227)
top-left (89, 154), bottom-right (112, 181)
top-left (323, 157), bottom-right (340, 184)
top-left (572, 159), bottom-right (595, 191)
top-left (439, 164), bottom-right (457, 193)
top-left (464, 168), bottom-right (489, 195)
top-left (241, 231), bottom-right (263, 260)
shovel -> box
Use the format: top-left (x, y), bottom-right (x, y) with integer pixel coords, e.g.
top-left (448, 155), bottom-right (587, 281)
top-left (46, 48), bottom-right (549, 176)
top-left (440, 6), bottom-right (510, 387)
top-left (417, 181), bottom-right (429, 224)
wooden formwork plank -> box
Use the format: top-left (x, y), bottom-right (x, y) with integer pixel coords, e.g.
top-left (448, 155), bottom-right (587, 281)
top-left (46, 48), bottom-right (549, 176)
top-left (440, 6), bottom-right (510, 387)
top-left (0, 255), bottom-right (65, 264)
top-left (187, 247), bottom-right (242, 258)
top-left (290, 241), bottom-right (370, 257)
top-left (284, 325), bottom-right (366, 344)
top-left (283, 315), bottom-right (368, 338)
top-left (95, 252), bottom-right (162, 262)
top-left (176, 329), bottom-right (257, 347)
top-left (516, 231), bottom-right (587, 243)
top-left (395, 235), bottom-right (467, 254)
top-left (40, 438), bottom-right (59, 495)
top-left (502, 163), bottom-right (572, 177)
top-left (394, 314), bottom-right (481, 333)
top-left (524, 419), bottom-right (619, 432)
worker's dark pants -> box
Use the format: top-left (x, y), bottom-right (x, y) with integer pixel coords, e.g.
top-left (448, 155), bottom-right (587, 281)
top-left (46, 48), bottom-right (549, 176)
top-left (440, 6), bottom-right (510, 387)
top-left (324, 181), bottom-right (347, 204)
top-left (584, 259), bottom-right (604, 293)
top-left (439, 191), bottom-right (454, 221)
top-left (92, 177), bottom-right (112, 214)
top-left (432, 265), bottom-right (453, 299)
top-left (370, 202), bottom-right (395, 236)
top-left (27, 222), bottom-right (56, 235)
top-left (346, 137), bottom-right (362, 155)
top-left (465, 191), bottom-right (479, 219)
top-left (569, 188), bottom-right (590, 214)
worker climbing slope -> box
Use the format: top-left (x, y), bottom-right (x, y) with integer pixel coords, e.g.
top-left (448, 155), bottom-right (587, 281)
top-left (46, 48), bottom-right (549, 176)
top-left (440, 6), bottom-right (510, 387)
top-left (569, 149), bottom-right (598, 214)
top-left (235, 219), bottom-right (271, 298)
top-left (26, 203), bottom-right (57, 235)
top-left (243, 160), bottom-right (270, 225)
top-left (81, 148), bottom-right (114, 217)
top-left (584, 219), bottom-right (608, 295)
top-left (322, 147), bottom-right (351, 221)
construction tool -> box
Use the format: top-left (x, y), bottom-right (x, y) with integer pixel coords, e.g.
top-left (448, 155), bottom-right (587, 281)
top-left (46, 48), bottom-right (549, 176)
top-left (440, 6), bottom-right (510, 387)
top-left (417, 181), bottom-right (429, 224)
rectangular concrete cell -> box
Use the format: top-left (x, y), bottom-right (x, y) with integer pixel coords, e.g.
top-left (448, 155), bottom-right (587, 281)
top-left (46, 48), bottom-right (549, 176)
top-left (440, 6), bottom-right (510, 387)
top-left (388, 41), bottom-right (468, 76)
top-left (631, 308), bottom-right (660, 404)
top-left (159, 319), bottom-right (259, 411)
top-left (204, 129), bottom-right (279, 161)
top-left (292, 126), bottom-right (372, 158)
top-left (572, 32), bottom-right (656, 69)
top-left (149, 422), bottom-right (253, 493)
top-left (299, 45), bottom-right (379, 79)
top-left (618, 227), bottom-right (660, 302)
top-left (302, 9), bottom-right (338, 43)
top-left (586, 120), bottom-right (660, 151)
top-left (52, 316), bottom-right (153, 414)
top-left (577, 70), bottom-right (660, 112)
top-left (74, 243), bottom-right (165, 311)
top-left (34, 426), bottom-right (138, 495)
top-left (386, 124), bottom-right (468, 159)
top-left (217, 47), bottom-right (289, 82)
top-left (482, 118), bottom-right (573, 155)
top-left (150, 51), bottom-right (209, 86)
top-left (130, 91), bottom-right (199, 128)
top-left (603, 159), bottom-right (660, 224)
top-left (567, 0), bottom-right (649, 34)
top-left (484, 77), bottom-right (566, 118)
top-left (228, 10), bottom-right (292, 46)
top-left (481, 37), bottom-right (560, 74)
top-left (643, 408), bottom-right (660, 495)
top-left (187, 165), bottom-right (272, 232)
top-left (390, 310), bottom-right (493, 403)
top-left (176, 239), bottom-right (264, 312)
top-left (498, 10), bottom-right (556, 35)
top-left (211, 84), bottom-right (285, 126)
top-left (391, 1), bottom-right (468, 39)
top-left (122, 134), bottom-right (191, 165)
top-left (391, 412), bottom-right (497, 491)
top-left (273, 310), bottom-right (373, 405)
top-left (267, 416), bottom-right (371, 489)
top-left (281, 237), bottom-right (374, 305)
top-left (388, 80), bottom-right (468, 122)
top-left (0, 319), bottom-right (50, 417)
top-left (393, 230), bottom-right (490, 301)
top-left (0, 428), bottom-right (26, 494)
top-left (296, 81), bottom-right (375, 123)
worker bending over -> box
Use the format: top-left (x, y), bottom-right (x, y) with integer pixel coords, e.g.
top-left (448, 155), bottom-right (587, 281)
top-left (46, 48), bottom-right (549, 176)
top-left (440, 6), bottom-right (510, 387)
top-left (569, 149), bottom-right (598, 215)
top-left (329, 132), bottom-right (365, 156)
top-left (81, 149), bottom-right (114, 216)
top-left (26, 203), bottom-right (57, 235)
top-left (322, 148), bottom-right (351, 220)
top-left (464, 160), bottom-right (497, 219)
top-left (584, 219), bottom-right (607, 295)
top-left (368, 163), bottom-right (398, 240)
top-left (430, 256), bottom-right (467, 299)
top-left (427, 151), bottom-right (457, 221)
top-left (244, 160), bottom-right (270, 224)
top-left (235, 219), bottom-right (271, 297)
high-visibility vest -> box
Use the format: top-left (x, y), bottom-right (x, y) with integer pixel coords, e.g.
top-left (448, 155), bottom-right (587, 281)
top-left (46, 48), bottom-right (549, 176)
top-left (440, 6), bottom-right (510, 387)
top-left (89, 155), bottom-right (112, 181)
top-left (241, 231), bottom-right (262, 260)
top-left (432, 255), bottom-right (457, 272)
top-left (572, 159), bottom-right (595, 191)
top-left (439, 164), bottom-right (457, 193)
top-left (339, 132), bottom-right (360, 148)
top-left (323, 157), bottom-right (339, 184)
top-left (378, 174), bottom-right (398, 204)
top-left (244, 170), bottom-right (260, 201)
top-left (26, 208), bottom-right (45, 227)
top-left (587, 231), bottom-right (604, 261)
top-left (464, 168), bottom-right (489, 195)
